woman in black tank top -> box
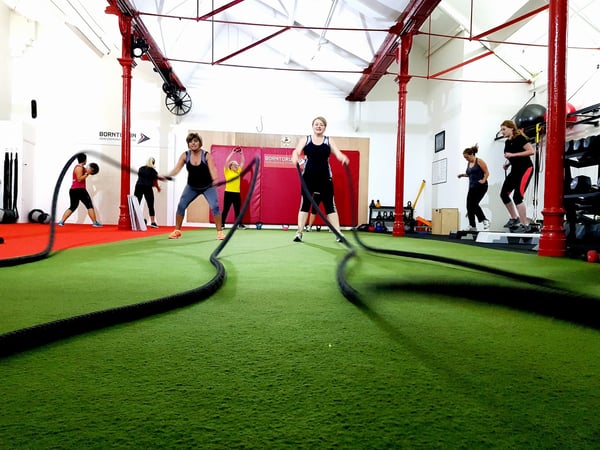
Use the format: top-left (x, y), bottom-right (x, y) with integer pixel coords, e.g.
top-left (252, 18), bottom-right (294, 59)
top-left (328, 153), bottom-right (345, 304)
top-left (499, 119), bottom-right (535, 233)
top-left (165, 132), bottom-right (224, 240)
top-left (290, 116), bottom-right (349, 243)
top-left (457, 144), bottom-right (489, 231)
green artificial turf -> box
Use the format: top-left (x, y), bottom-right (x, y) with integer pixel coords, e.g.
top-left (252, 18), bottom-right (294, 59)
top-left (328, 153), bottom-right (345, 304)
top-left (1, 229), bottom-right (599, 448)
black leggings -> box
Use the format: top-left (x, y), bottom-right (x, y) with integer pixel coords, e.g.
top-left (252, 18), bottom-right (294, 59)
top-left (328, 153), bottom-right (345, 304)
top-left (466, 183), bottom-right (488, 227)
top-left (134, 185), bottom-right (155, 217)
top-left (222, 191), bottom-right (241, 223)
top-left (500, 166), bottom-right (533, 206)
top-left (300, 176), bottom-right (335, 214)
top-left (67, 188), bottom-right (93, 211)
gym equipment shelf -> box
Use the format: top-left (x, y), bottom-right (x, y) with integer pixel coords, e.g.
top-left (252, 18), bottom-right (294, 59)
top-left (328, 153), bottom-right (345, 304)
top-left (564, 130), bottom-right (600, 243)
top-left (369, 205), bottom-right (394, 232)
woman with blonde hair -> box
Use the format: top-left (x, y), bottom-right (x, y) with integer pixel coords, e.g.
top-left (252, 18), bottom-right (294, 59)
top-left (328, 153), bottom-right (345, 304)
top-left (290, 116), bottom-right (349, 243)
top-left (222, 147), bottom-right (246, 229)
top-left (134, 156), bottom-right (164, 228)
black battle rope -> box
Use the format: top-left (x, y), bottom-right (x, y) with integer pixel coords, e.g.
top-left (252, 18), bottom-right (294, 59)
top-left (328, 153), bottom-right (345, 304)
top-left (294, 163), bottom-right (360, 303)
top-left (2, 152), bottom-right (8, 210)
top-left (0, 151), bottom-right (256, 267)
top-left (0, 152), bottom-right (76, 267)
top-left (294, 164), bottom-right (354, 249)
top-left (338, 162), bottom-right (549, 285)
top-left (0, 154), bottom-right (260, 357)
top-left (1, 151), bottom-right (152, 266)
top-left (7, 152), bottom-right (13, 209)
top-left (12, 152), bottom-right (18, 219)
top-left (335, 165), bottom-right (600, 329)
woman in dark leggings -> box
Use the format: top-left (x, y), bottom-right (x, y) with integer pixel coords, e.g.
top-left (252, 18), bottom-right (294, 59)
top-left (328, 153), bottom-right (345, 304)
top-left (457, 144), bottom-right (489, 231)
top-left (134, 157), bottom-right (163, 228)
top-left (290, 116), bottom-right (349, 243)
top-left (499, 119), bottom-right (535, 233)
top-left (58, 153), bottom-right (102, 227)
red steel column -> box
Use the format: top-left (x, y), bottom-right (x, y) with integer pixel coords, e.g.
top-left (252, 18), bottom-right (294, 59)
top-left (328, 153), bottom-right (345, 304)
top-left (393, 33), bottom-right (413, 236)
top-left (117, 14), bottom-right (133, 230)
top-left (539, 0), bottom-right (567, 256)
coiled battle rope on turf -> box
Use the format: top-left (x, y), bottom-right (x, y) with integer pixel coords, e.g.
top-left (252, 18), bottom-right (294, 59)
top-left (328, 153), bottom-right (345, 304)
top-left (326, 164), bottom-right (600, 328)
top-left (0, 153), bottom-right (260, 357)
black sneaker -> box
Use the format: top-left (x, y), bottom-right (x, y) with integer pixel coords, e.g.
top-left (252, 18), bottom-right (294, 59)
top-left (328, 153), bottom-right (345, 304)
top-left (149, 222), bottom-right (159, 228)
top-left (510, 224), bottom-right (530, 233)
top-left (504, 218), bottom-right (519, 228)
top-left (293, 232), bottom-right (303, 242)
top-left (336, 236), bottom-right (346, 243)
top-left (238, 224), bottom-right (247, 230)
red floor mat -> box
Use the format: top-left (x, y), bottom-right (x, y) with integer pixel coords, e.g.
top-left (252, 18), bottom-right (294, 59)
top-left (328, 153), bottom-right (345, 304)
top-left (0, 223), bottom-right (171, 259)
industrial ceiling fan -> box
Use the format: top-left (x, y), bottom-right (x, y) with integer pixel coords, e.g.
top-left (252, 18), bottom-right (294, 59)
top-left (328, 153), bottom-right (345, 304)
top-left (163, 83), bottom-right (192, 116)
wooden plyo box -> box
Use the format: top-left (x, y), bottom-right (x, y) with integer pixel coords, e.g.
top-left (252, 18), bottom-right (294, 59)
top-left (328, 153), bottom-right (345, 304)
top-left (431, 208), bottom-right (459, 235)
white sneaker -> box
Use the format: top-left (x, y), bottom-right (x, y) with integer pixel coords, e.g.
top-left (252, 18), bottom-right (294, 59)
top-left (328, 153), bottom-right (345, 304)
top-left (464, 226), bottom-right (477, 232)
top-left (482, 220), bottom-right (490, 230)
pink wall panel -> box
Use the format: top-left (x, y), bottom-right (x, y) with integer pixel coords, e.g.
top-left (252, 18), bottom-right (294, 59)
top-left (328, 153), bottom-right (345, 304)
top-left (211, 145), bottom-right (359, 226)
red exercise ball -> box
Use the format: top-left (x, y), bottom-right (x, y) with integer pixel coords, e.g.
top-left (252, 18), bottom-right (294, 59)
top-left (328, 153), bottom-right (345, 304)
top-left (566, 102), bottom-right (577, 123)
top-left (586, 249), bottom-right (597, 263)
top-left (542, 103), bottom-right (578, 124)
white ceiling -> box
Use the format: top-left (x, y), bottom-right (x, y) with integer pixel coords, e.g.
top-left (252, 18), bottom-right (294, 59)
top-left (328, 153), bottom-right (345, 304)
top-left (4, 0), bottom-right (600, 102)
top-left (121, 0), bottom-right (415, 94)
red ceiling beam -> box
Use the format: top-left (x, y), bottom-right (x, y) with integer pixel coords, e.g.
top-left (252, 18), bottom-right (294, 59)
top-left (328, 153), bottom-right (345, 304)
top-left (471, 4), bottom-right (548, 41)
top-left (346, 0), bottom-right (441, 102)
top-left (429, 50), bottom-right (493, 78)
top-left (214, 27), bottom-right (291, 65)
top-left (198, 0), bottom-right (246, 21)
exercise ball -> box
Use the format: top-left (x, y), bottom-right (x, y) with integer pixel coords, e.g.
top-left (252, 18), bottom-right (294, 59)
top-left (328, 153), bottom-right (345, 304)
top-left (515, 103), bottom-right (547, 131)
top-left (543, 103), bottom-right (578, 123)
top-left (566, 102), bottom-right (578, 123)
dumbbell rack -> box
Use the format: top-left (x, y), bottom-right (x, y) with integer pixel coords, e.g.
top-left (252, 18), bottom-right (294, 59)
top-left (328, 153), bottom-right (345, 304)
top-left (564, 132), bottom-right (600, 244)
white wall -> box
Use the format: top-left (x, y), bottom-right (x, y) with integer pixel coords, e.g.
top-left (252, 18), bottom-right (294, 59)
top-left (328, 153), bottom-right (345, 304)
top-left (0, 4), bottom-right (10, 120)
top-left (5, 8), bottom-right (122, 223)
top-left (2, 2), bottom-right (598, 229)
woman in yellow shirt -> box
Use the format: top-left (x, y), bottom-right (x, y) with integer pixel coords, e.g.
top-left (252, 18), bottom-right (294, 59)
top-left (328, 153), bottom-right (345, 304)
top-left (222, 147), bottom-right (246, 229)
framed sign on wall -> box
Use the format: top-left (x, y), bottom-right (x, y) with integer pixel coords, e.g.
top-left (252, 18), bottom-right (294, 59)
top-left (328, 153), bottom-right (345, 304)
top-left (434, 130), bottom-right (445, 153)
top-left (432, 158), bottom-right (447, 185)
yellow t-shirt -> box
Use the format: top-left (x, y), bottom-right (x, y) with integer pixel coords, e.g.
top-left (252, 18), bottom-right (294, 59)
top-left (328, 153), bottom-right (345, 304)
top-left (224, 166), bottom-right (242, 193)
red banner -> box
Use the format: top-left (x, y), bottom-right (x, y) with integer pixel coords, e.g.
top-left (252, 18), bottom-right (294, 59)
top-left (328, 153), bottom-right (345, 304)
top-left (211, 145), bottom-right (359, 226)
